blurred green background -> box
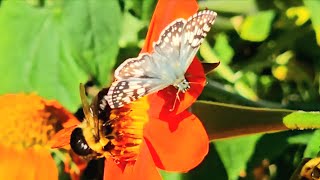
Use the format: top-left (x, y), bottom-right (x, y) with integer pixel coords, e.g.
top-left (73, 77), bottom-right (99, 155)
top-left (1, 0), bottom-right (320, 179)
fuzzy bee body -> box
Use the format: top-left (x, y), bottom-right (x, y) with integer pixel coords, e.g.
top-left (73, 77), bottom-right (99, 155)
top-left (52, 84), bottom-right (144, 162)
top-left (69, 86), bottom-right (115, 159)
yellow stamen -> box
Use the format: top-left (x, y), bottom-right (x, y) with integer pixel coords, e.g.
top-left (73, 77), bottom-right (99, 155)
top-left (108, 96), bottom-right (149, 162)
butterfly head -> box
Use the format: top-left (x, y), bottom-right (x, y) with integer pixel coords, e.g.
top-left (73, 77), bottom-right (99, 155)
top-left (173, 78), bottom-right (190, 93)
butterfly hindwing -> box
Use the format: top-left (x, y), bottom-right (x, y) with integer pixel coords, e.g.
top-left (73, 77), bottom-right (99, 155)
top-left (106, 78), bottom-right (167, 108)
top-left (115, 53), bottom-right (155, 80)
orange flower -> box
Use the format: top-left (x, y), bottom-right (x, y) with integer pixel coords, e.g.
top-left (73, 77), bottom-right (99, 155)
top-left (52, 0), bottom-right (213, 179)
top-left (104, 97), bottom-right (208, 180)
top-left (104, 0), bottom-right (209, 179)
top-left (0, 93), bottom-right (80, 180)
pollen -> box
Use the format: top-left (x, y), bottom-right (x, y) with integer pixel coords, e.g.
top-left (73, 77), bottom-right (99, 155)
top-left (0, 93), bottom-right (74, 150)
top-left (107, 96), bottom-right (149, 163)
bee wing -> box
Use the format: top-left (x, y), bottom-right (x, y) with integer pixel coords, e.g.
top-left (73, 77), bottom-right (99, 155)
top-left (50, 125), bottom-right (77, 148)
top-left (90, 93), bottom-right (100, 138)
top-left (80, 83), bottom-right (100, 137)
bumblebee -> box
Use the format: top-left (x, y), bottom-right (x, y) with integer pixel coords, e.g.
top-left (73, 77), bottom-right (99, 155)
top-left (52, 83), bottom-right (145, 162)
top-left (52, 84), bottom-right (116, 159)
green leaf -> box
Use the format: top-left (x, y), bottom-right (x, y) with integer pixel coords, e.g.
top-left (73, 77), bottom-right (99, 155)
top-left (141, 0), bottom-right (156, 22)
top-left (160, 171), bottom-right (183, 180)
top-left (303, 0), bottom-right (320, 46)
top-left (234, 80), bottom-right (258, 101)
top-left (198, 0), bottom-right (257, 14)
top-left (119, 12), bottom-right (146, 47)
top-left (215, 135), bottom-right (261, 180)
top-left (304, 130), bottom-right (320, 157)
top-left (200, 40), bottom-right (234, 82)
top-left (239, 10), bottom-right (275, 42)
top-left (200, 40), bottom-right (258, 100)
top-left (0, 1), bottom-right (121, 111)
top-left (287, 132), bottom-right (313, 145)
top-left (213, 33), bottom-right (234, 64)
top-left (61, 0), bottom-right (122, 85)
top-left (283, 111), bottom-right (320, 129)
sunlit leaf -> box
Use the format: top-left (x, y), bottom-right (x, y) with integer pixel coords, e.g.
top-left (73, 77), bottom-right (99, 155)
top-left (200, 40), bottom-right (234, 82)
top-left (239, 10), bottom-right (275, 42)
top-left (234, 83), bottom-right (258, 101)
top-left (304, 0), bottom-right (320, 46)
top-left (284, 111), bottom-right (320, 129)
top-left (304, 130), bottom-right (320, 157)
top-left (213, 33), bottom-right (234, 64)
top-left (119, 12), bottom-right (146, 47)
top-left (198, 0), bottom-right (257, 14)
top-left (0, 1), bottom-right (121, 111)
top-left (160, 171), bottom-right (183, 180)
top-left (287, 132), bottom-right (313, 145)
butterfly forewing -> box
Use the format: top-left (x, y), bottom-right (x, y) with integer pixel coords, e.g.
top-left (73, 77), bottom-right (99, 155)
top-left (179, 10), bottom-right (217, 70)
top-left (153, 19), bottom-right (186, 60)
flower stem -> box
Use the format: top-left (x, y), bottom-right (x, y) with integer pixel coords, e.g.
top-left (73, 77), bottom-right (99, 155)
top-left (191, 101), bottom-right (320, 140)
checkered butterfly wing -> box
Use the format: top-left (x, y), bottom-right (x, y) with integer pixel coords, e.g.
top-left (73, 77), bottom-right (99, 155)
top-left (179, 10), bottom-right (217, 70)
top-left (107, 54), bottom-right (169, 108)
top-left (154, 10), bottom-right (217, 72)
top-left (106, 19), bottom-right (189, 109)
top-left (107, 10), bottom-right (217, 109)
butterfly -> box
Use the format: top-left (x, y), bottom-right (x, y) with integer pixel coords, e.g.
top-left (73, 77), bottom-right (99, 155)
top-left (106, 10), bottom-right (217, 109)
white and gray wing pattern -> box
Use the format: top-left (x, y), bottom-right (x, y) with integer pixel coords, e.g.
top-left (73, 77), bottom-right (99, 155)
top-left (180, 10), bottom-right (217, 70)
top-left (154, 10), bottom-right (217, 72)
top-left (107, 10), bottom-right (217, 109)
top-left (106, 54), bottom-right (169, 108)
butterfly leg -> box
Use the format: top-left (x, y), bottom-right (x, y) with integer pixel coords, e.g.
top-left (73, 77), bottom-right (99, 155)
top-left (169, 90), bottom-right (181, 112)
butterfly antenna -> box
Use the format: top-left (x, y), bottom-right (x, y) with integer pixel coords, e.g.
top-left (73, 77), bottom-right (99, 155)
top-left (188, 81), bottom-right (204, 85)
top-left (169, 90), bottom-right (181, 112)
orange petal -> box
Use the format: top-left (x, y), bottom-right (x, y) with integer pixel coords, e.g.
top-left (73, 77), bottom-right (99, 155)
top-left (31, 148), bottom-right (59, 180)
top-left (0, 145), bottom-right (58, 180)
top-left (104, 158), bottom-right (126, 180)
top-left (144, 111), bottom-right (209, 172)
top-left (128, 140), bottom-right (161, 180)
top-left (148, 58), bottom-right (206, 117)
top-left (103, 141), bottom-right (161, 180)
top-left (50, 125), bottom-right (77, 148)
top-left (141, 0), bottom-right (198, 53)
